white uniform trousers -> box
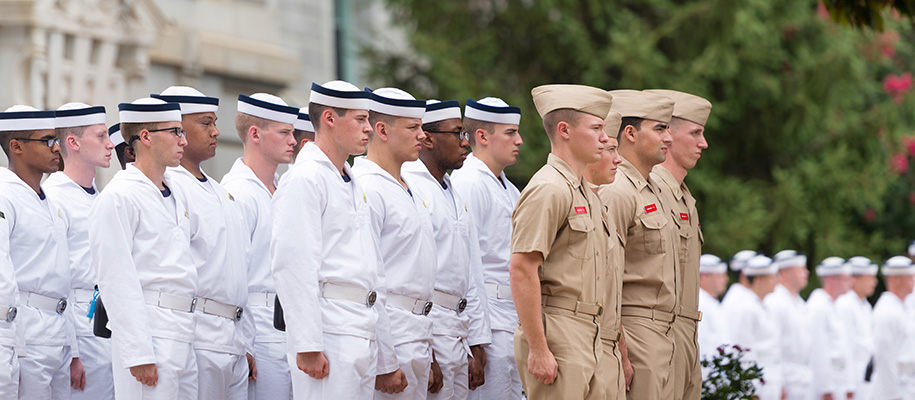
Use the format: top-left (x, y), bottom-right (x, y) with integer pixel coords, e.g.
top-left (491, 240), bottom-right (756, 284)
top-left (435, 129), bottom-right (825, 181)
top-left (112, 336), bottom-right (197, 400)
top-left (428, 335), bottom-right (469, 400)
top-left (288, 333), bottom-right (376, 399)
top-left (376, 339), bottom-right (433, 400)
top-left (71, 336), bottom-right (114, 400)
top-left (248, 341), bottom-right (292, 400)
top-left (196, 349), bottom-right (247, 400)
top-left (0, 345), bottom-right (19, 400)
top-left (19, 344), bottom-right (70, 400)
top-left (468, 330), bottom-right (521, 400)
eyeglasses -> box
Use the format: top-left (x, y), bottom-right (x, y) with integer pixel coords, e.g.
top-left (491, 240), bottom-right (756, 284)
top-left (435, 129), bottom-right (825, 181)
top-left (148, 127), bottom-right (186, 138)
top-left (425, 129), bottom-right (470, 141)
top-left (16, 137), bottom-right (60, 148)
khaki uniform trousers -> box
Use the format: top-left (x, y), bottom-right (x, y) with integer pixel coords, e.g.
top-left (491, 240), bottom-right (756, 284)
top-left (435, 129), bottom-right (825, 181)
top-left (594, 339), bottom-right (625, 400)
top-left (515, 311), bottom-right (602, 400)
top-left (671, 318), bottom-right (700, 400)
top-left (622, 315), bottom-right (675, 400)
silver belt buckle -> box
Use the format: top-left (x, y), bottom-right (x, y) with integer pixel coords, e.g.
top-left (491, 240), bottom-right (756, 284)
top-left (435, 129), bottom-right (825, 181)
top-left (189, 297), bottom-right (198, 313)
top-left (234, 307), bottom-right (243, 322)
top-left (457, 298), bottom-right (467, 314)
top-left (365, 291), bottom-right (377, 307)
top-left (5, 307), bottom-right (16, 322)
top-left (56, 299), bottom-right (68, 314)
top-left (421, 301), bottom-right (433, 316)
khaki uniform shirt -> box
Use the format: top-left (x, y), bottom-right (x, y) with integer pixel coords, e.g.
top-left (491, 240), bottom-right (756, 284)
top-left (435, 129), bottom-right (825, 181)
top-left (600, 158), bottom-right (680, 313)
top-left (511, 154), bottom-right (609, 314)
top-left (599, 215), bottom-right (624, 341)
top-left (651, 165), bottom-right (703, 319)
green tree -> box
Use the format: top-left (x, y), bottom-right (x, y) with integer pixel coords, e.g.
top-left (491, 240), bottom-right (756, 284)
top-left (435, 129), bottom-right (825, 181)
top-left (367, 0), bottom-right (915, 265)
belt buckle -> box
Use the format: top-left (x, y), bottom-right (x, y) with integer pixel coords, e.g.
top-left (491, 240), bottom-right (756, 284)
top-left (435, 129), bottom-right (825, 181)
top-left (365, 291), bottom-right (377, 308)
top-left (596, 304), bottom-right (604, 317)
top-left (421, 301), bottom-right (433, 316)
top-left (189, 297), bottom-right (198, 313)
top-left (457, 298), bottom-right (467, 314)
top-left (5, 307), bottom-right (16, 322)
top-left (56, 299), bottom-right (68, 314)
top-left (234, 307), bottom-right (244, 322)
top-left (615, 330), bottom-right (621, 342)
top-left (697, 311), bottom-right (703, 321)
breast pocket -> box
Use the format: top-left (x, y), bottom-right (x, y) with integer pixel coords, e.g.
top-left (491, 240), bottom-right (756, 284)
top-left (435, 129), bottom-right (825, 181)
top-left (678, 226), bottom-right (692, 264)
top-left (567, 214), bottom-right (595, 260)
top-left (639, 214), bottom-right (668, 255)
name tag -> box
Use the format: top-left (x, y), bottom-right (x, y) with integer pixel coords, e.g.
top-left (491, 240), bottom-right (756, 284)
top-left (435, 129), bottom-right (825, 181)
top-left (644, 204), bottom-right (657, 213)
top-left (680, 213), bottom-right (689, 221)
top-left (574, 206), bottom-right (587, 214)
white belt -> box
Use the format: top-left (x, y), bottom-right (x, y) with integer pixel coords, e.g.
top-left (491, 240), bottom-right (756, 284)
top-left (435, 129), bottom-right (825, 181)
top-left (247, 292), bottom-right (277, 308)
top-left (320, 283), bottom-right (376, 308)
top-left (485, 283), bottom-right (512, 300)
top-left (432, 290), bottom-right (467, 314)
top-left (0, 306), bottom-right (16, 322)
top-left (387, 293), bottom-right (433, 316)
top-left (71, 289), bottom-right (96, 303)
top-left (196, 297), bottom-right (244, 322)
top-left (21, 291), bottom-right (68, 314)
top-left (143, 291), bottom-right (197, 313)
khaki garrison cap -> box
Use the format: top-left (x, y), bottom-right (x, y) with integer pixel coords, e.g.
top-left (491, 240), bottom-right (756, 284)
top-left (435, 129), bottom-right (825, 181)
top-left (531, 84), bottom-right (614, 120)
top-left (608, 90), bottom-right (674, 124)
top-left (604, 110), bottom-right (622, 136)
top-left (645, 89), bottom-right (712, 126)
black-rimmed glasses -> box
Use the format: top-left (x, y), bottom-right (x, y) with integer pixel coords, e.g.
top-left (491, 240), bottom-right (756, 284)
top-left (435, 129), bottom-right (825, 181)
top-left (425, 129), bottom-right (469, 141)
top-left (148, 127), bottom-right (186, 138)
top-left (16, 137), bottom-right (60, 148)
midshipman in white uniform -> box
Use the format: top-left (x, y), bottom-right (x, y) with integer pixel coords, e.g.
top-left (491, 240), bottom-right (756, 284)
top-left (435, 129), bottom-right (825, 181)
top-left (763, 250), bottom-right (812, 400)
top-left (721, 255), bottom-right (783, 400)
top-left (696, 254), bottom-right (729, 381)
top-left (0, 106), bottom-right (65, 399)
top-left (89, 98), bottom-right (198, 399)
top-left (807, 257), bottom-right (853, 400)
top-left (271, 80), bottom-right (386, 399)
top-left (721, 250), bottom-right (757, 306)
top-left (153, 87), bottom-right (256, 400)
top-left (45, 102), bottom-right (115, 400)
top-left (292, 108), bottom-right (315, 161)
top-left (451, 97), bottom-right (523, 400)
top-left (0, 105), bottom-right (75, 400)
top-left (871, 256), bottom-right (915, 400)
top-left (221, 93), bottom-right (299, 400)
top-left (835, 256), bottom-right (877, 399)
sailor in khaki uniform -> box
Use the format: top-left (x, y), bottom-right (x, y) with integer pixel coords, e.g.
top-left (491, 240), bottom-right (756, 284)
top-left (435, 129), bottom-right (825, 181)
top-left (599, 90), bottom-right (679, 400)
top-left (583, 110), bottom-right (628, 399)
top-left (510, 84), bottom-right (612, 399)
top-left (645, 89), bottom-right (711, 400)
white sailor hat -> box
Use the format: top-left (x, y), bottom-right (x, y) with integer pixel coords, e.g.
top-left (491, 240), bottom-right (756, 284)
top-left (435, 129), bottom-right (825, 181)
top-left (772, 249), bottom-right (807, 270)
top-left (0, 105), bottom-right (56, 131)
top-left (699, 254), bottom-right (727, 274)
top-left (846, 256), bottom-right (877, 275)
top-left (744, 255), bottom-right (777, 276)
top-left (309, 80), bottom-right (371, 111)
top-left (882, 255), bottom-right (915, 276)
top-left (366, 87), bottom-right (426, 119)
top-left (908, 240), bottom-right (915, 257)
top-left (55, 103), bottom-right (106, 128)
top-left (108, 124), bottom-right (124, 146)
top-left (465, 97), bottom-right (521, 125)
top-left (730, 250), bottom-right (758, 271)
top-left (151, 86), bottom-right (219, 115)
top-left (118, 98), bottom-right (181, 124)
top-left (423, 100), bottom-right (462, 125)
top-left (815, 256), bottom-right (850, 277)
top-left (295, 107), bottom-right (314, 133)
top-left (237, 93), bottom-right (299, 125)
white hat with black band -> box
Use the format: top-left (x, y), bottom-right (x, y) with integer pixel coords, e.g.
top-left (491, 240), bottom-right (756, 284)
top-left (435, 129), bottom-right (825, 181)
top-left (237, 93), bottom-right (298, 125)
top-left (0, 105), bottom-right (56, 131)
top-left (309, 80), bottom-right (371, 111)
top-left (882, 255), bottom-right (915, 276)
top-left (295, 107), bottom-right (314, 133)
top-left (465, 97), bottom-right (521, 125)
top-left (423, 100), bottom-right (462, 125)
top-left (367, 87), bottom-right (426, 119)
top-left (699, 254), bottom-right (727, 274)
top-left (151, 86), bottom-right (219, 115)
top-left (108, 123), bottom-right (124, 146)
top-left (118, 98), bottom-right (181, 124)
top-left (55, 103), bottom-right (106, 128)
top-left (815, 256), bottom-right (850, 277)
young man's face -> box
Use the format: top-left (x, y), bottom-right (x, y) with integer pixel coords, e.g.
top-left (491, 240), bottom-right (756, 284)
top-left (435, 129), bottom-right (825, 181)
top-left (77, 124), bottom-right (114, 168)
top-left (567, 113), bottom-right (609, 165)
top-left (337, 109), bottom-right (373, 156)
top-left (633, 119), bottom-right (672, 166)
top-left (669, 118), bottom-right (708, 170)
top-left (752, 273), bottom-right (778, 296)
top-left (779, 265), bottom-right (809, 293)
top-left (148, 121), bottom-right (187, 168)
top-left (486, 123), bottom-right (523, 168)
top-left (851, 274), bottom-right (878, 297)
top-left (384, 116), bottom-right (425, 163)
top-left (16, 129), bottom-right (61, 174)
top-left (259, 121), bottom-right (296, 165)
top-left (181, 112), bottom-right (219, 163)
top-left (427, 118), bottom-right (469, 171)
top-left (584, 137), bottom-right (622, 186)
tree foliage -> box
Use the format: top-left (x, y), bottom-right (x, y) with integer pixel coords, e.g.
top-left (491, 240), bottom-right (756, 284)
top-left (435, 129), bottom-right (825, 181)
top-left (822, 0), bottom-right (915, 30)
top-left (366, 0), bottom-right (915, 264)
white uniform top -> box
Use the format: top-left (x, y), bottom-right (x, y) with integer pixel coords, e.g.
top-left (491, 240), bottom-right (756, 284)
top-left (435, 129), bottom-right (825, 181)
top-left (697, 288), bottom-right (728, 380)
top-left (721, 283), bottom-right (782, 399)
top-left (167, 166), bottom-right (254, 356)
top-left (835, 290), bottom-right (874, 391)
top-left (763, 284), bottom-right (812, 389)
top-left (352, 157), bottom-right (436, 348)
top-left (89, 165), bottom-right (197, 367)
top-left (871, 291), bottom-right (915, 400)
top-left (0, 168), bottom-right (73, 352)
top-left (402, 160), bottom-right (491, 346)
top-left (450, 153), bottom-right (520, 332)
top-left (806, 288), bottom-right (851, 398)
top-left (44, 172), bottom-right (98, 349)
top-left (271, 142), bottom-right (385, 360)
top-left (221, 157), bottom-right (284, 344)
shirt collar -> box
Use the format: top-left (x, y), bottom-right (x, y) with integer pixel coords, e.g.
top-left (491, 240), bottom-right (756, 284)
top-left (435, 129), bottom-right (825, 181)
top-left (547, 153), bottom-right (582, 189)
top-left (652, 165), bottom-right (683, 201)
top-left (617, 157), bottom-right (648, 191)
